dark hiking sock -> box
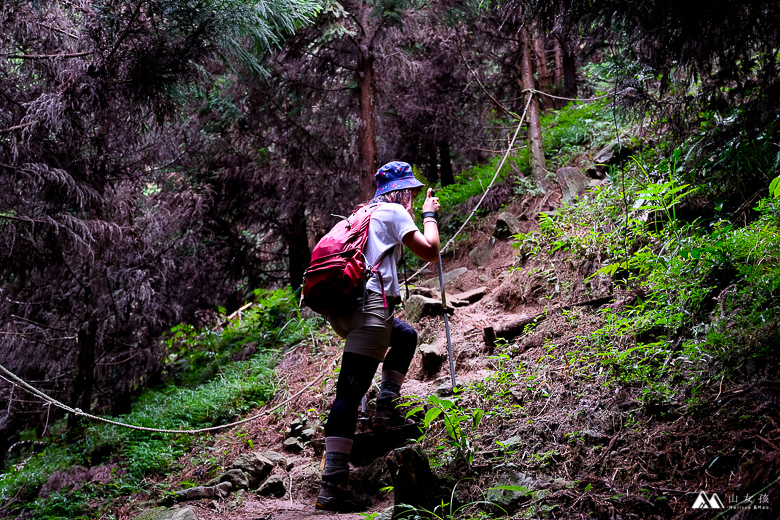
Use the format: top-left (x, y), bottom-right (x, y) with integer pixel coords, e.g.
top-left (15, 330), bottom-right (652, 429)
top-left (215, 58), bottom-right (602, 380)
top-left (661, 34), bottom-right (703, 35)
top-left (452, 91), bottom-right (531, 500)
top-left (317, 437), bottom-right (370, 512)
top-left (378, 370), bottom-right (405, 400)
top-left (322, 436), bottom-right (353, 478)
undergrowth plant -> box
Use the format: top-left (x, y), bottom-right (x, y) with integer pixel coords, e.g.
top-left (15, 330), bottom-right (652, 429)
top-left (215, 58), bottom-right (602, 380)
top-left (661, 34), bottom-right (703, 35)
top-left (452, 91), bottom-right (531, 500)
top-left (395, 479), bottom-right (504, 520)
top-left (404, 394), bottom-right (484, 465)
top-left (541, 97), bottom-right (619, 171)
top-left (428, 155), bottom-right (528, 212)
top-left (0, 287), bottom-right (315, 519)
top-left (685, 116), bottom-right (780, 208)
top-left (511, 149), bottom-right (780, 409)
top-left (165, 287), bottom-right (321, 386)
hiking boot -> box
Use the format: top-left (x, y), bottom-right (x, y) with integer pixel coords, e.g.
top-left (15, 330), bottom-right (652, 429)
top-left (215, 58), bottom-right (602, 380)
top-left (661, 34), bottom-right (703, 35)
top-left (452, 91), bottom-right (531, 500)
top-left (315, 478), bottom-right (371, 512)
top-left (372, 396), bottom-right (405, 432)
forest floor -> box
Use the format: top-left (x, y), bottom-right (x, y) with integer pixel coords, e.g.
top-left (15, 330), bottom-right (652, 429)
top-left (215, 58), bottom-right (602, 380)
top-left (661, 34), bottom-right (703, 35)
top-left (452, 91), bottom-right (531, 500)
top-left (124, 189), bottom-right (780, 520)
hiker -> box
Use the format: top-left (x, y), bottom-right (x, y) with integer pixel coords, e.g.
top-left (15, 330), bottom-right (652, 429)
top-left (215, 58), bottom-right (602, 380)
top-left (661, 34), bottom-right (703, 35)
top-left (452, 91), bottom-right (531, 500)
top-left (316, 161), bottom-right (441, 512)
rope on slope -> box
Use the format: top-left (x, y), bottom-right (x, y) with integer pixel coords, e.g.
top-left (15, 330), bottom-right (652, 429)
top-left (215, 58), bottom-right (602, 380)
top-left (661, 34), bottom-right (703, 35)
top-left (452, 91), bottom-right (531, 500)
top-left (407, 85), bottom-right (624, 283)
top-left (0, 85), bottom-right (621, 432)
top-left (0, 356), bottom-right (337, 434)
top-left (407, 94), bottom-right (532, 283)
top-left (527, 88), bottom-right (627, 103)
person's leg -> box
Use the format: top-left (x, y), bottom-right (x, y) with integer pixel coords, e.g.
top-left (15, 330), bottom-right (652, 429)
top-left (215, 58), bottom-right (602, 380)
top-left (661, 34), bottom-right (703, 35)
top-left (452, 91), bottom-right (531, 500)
top-left (381, 318), bottom-right (417, 395)
top-left (318, 352), bottom-right (379, 511)
top-left (319, 291), bottom-right (392, 511)
top-left (325, 352), bottom-right (380, 440)
top-left (373, 319), bottom-right (417, 430)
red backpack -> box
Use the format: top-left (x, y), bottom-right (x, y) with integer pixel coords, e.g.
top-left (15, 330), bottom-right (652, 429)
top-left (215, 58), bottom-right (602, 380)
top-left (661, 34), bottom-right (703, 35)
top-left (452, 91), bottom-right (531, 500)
top-left (303, 203), bottom-right (389, 314)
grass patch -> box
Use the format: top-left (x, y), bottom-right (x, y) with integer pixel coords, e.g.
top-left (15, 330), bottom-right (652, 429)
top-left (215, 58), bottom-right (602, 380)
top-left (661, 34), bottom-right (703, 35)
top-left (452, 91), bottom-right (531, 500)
top-left (412, 150), bottom-right (530, 215)
top-left (0, 287), bottom-right (318, 519)
top-left (541, 97), bottom-right (620, 170)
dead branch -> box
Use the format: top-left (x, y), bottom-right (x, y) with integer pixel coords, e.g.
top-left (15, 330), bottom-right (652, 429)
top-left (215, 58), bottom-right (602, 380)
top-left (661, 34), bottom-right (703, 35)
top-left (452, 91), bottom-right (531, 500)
top-left (37, 22), bottom-right (79, 40)
top-left (4, 51), bottom-right (92, 59)
top-left (10, 314), bottom-right (74, 333)
top-left (0, 121), bottom-right (37, 134)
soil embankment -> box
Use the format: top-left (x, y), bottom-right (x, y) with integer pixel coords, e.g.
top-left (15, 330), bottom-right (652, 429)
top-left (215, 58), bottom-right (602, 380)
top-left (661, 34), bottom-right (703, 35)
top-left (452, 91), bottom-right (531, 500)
top-left (136, 190), bottom-right (780, 520)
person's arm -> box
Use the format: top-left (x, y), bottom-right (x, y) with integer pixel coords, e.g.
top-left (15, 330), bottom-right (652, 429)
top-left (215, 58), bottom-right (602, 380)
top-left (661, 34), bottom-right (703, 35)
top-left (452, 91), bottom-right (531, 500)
top-left (402, 188), bottom-right (440, 263)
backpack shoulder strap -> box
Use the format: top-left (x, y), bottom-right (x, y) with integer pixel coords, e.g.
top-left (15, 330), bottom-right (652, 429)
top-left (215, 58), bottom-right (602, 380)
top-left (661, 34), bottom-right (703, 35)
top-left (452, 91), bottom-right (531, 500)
top-left (362, 203), bottom-right (396, 310)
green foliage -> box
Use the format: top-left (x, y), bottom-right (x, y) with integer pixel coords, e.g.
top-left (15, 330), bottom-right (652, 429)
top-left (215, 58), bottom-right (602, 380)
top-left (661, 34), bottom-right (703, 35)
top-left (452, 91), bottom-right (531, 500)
top-left (513, 174), bottom-right (544, 198)
top-left (630, 151), bottom-right (697, 237)
top-left (395, 480), bottom-right (504, 520)
top-left (93, 354), bottom-right (273, 465)
top-left (194, 0), bottom-right (321, 75)
top-left (404, 395), bottom-right (484, 464)
top-left (416, 98), bottom-right (618, 246)
top-left (1, 353), bottom-right (279, 516)
top-left (541, 98), bottom-right (620, 170)
top-left (411, 98), bottom-right (618, 231)
top-left (512, 148), bottom-right (780, 410)
top-left (0, 288), bottom-right (313, 518)
top-left (165, 287), bottom-right (320, 386)
top-left (770, 176), bottom-right (780, 199)
top-left (416, 154), bottom-right (528, 213)
top-left (685, 117), bottom-right (780, 204)
top-left (0, 444), bottom-right (80, 513)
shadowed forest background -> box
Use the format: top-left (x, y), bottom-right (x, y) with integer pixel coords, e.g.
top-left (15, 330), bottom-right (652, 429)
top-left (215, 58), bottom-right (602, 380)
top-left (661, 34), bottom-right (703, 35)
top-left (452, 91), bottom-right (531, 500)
top-left (1, 0), bottom-right (780, 518)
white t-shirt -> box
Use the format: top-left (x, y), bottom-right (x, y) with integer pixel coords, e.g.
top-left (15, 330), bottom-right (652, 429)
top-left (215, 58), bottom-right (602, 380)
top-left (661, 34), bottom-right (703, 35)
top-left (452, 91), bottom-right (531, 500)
top-left (364, 203), bottom-right (419, 297)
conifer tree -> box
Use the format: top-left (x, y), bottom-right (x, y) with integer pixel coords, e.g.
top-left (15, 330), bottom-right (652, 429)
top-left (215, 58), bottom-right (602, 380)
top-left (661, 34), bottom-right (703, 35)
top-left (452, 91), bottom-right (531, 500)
top-left (0, 0), bottom-right (316, 437)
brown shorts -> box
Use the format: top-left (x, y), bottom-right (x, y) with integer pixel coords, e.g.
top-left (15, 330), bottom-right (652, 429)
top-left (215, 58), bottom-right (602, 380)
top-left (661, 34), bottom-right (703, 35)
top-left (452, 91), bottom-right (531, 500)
top-left (327, 291), bottom-right (395, 361)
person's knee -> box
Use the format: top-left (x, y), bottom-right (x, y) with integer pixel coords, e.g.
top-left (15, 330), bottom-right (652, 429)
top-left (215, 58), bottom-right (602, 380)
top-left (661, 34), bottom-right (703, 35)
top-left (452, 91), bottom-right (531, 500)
top-left (406, 327), bottom-right (418, 347)
top-left (396, 325), bottom-right (417, 350)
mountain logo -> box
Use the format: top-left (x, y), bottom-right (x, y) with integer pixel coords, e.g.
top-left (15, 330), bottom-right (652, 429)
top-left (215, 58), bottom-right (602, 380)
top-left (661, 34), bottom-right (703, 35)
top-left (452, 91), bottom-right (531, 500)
top-left (692, 492), bottom-right (724, 509)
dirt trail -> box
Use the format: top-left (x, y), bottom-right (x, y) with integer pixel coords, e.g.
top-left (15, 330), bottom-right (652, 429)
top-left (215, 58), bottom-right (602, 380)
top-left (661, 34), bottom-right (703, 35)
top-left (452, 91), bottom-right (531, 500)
top-left (150, 199), bottom-right (544, 520)
top-left (135, 190), bottom-right (780, 520)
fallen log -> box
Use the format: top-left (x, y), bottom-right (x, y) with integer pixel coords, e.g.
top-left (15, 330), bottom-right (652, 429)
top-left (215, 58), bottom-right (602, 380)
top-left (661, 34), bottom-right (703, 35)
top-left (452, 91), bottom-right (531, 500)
top-left (484, 295), bottom-right (614, 346)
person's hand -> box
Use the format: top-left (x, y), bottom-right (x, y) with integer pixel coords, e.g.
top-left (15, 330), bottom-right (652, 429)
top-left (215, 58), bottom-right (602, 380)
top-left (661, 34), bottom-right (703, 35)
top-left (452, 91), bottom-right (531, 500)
top-left (422, 188), bottom-right (440, 213)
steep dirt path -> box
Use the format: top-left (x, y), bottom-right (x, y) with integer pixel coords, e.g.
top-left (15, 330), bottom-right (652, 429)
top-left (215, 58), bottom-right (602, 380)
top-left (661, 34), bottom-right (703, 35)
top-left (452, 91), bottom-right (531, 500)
top-left (145, 198), bottom-right (550, 520)
top-left (139, 189), bottom-right (780, 520)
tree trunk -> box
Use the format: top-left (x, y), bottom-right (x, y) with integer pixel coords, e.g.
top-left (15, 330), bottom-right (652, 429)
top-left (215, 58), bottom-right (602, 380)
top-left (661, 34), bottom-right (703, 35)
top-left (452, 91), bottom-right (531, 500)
top-left (534, 34), bottom-right (553, 110)
top-left (438, 139), bottom-right (454, 187)
top-left (552, 37), bottom-right (565, 109)
top-left (553, 38), bottom-right (564, 86)
top-left (519, 27), bottom-right (548, 189)
top-left (356, 5), bottom-right (378, 202)
top-left (425, 142), bottom-right (439, 184)
top-left (287, 178), bottom-right (310, 291)
top-left (556, 34), bottom-right (578, 100)
top-left (69, 320), bottom-right (98, 430)
top-left (111, 365), bottom-right (132, 416)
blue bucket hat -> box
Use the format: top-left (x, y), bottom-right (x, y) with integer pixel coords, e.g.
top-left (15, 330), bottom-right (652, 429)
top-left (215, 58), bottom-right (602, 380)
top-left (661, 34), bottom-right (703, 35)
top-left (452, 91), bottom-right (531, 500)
top-left (374, 161), bottom-right (425, 198)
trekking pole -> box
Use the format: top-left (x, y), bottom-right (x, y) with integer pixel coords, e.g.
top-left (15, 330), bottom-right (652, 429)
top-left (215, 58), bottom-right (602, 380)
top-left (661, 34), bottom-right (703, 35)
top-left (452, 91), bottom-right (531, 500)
top-left (357, 395), bottom-right (370, 430)
top-left (437, 254), bottom-right (457, 390)
top-left (432, 191), bottom-right (456, 390)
